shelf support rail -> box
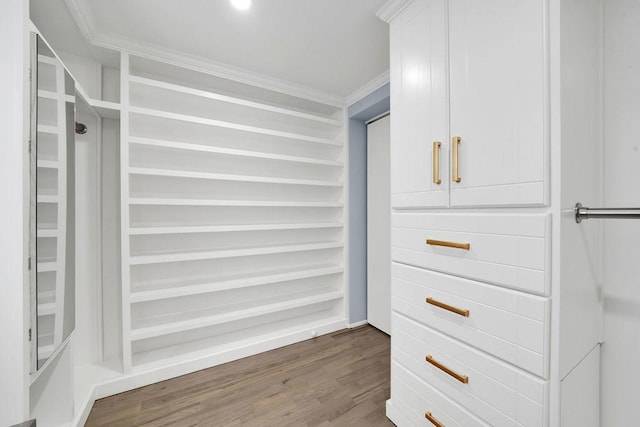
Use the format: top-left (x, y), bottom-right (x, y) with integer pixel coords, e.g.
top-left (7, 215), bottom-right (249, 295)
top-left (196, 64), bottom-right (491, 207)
top-left (575, 203), bottom-right (640, 223)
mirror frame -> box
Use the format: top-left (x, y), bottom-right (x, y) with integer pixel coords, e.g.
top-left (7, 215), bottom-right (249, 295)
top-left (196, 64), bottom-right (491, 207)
top-left (29, 32), bottom-right (76, 373)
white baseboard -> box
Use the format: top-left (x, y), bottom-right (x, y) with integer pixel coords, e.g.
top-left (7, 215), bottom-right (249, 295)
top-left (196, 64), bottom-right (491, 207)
top-left (386, 399), bottom-right (410, 426)
top-left (72, 387), bottom-right (96, 427)
top-left (348, 320), bottom-right (369, 328)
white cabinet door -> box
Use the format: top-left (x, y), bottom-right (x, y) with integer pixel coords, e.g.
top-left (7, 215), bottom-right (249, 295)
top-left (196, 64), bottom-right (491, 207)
top-left (448, 0), bottom-right (547, 207)
top-left (367, 115), bottom-right (391, 334)
top-left (390, 0), bottom-right (449, 209)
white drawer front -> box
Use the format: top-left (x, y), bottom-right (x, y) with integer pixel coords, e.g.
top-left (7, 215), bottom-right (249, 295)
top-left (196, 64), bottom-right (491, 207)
top-left (393, 313), bottom-right (549, 427)
top-left (393, 262), bottom-right (549, 378)
top-left (391, 360), bottom-right (489, 427)
top-left (392, 213), bottom-right (550, 295)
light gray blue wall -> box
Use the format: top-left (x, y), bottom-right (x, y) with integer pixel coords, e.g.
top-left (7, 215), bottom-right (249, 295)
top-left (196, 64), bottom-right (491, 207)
top-left (348, 119), bottom-right (367, 325)
top-left (347, 83), bottom-right (390, 325)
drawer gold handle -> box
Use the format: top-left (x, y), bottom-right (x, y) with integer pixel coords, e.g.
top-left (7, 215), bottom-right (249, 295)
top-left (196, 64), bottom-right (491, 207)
top-left (426, 239), bottom-right (470, 250)
top-left (426, 297), bottom-right (470, 317)
top-left (433, 141), bottom-right (442, 185)
top-left (425, 411), bottom-right (445, 427)
top-left (426, 354), bottom-right (469, 384)
top-left (452, 136), bottom-right (462, 183)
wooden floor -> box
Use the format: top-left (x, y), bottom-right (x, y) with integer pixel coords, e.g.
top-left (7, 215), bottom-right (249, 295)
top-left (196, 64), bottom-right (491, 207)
top-left (86, 326), bottom-right (394, 426)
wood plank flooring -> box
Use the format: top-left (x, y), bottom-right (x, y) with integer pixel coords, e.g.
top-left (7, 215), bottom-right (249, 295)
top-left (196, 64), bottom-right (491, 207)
top-left (86, 326), bottom-right (394, 426)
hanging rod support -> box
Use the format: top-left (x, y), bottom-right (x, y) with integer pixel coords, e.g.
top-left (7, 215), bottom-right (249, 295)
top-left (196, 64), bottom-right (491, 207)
top-left (575, 203), bottom-right (640, 223)
top-left (75, 122), bottom-right (87, 135)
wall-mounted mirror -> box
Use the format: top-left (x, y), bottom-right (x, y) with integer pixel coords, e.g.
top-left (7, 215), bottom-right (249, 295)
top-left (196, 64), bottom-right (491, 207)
top-left (30, 33), bottom-right (76, 371)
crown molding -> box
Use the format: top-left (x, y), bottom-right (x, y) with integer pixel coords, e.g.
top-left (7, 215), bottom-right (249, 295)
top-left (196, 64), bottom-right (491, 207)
top-left (345, 70), bottom-right (390, 107)
top-left (93, 32), bottom-right (346, 107)
top-left (62, 0), bottom-right (346, 107)
top-left (64, 0), bottom-right (97, 42)
top-left (376, 0), bottom-right (415, 23)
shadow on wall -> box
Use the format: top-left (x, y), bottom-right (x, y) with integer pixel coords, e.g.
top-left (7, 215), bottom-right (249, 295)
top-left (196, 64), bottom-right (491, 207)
top-left (346, 83), bottom-right (390, 325)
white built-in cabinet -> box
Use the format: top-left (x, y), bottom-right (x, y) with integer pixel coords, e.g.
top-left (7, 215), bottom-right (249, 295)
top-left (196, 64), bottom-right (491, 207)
top-left (119, 55), bottom-right (347, 371)
top-left (380, 0), bottom-right (603, 425)
top-left (390, 0), bottom-right (546, 209)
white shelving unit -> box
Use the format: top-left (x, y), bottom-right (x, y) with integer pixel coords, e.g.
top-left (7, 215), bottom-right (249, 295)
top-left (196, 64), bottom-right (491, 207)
top-left (119, 53), bottom-right (347, 371)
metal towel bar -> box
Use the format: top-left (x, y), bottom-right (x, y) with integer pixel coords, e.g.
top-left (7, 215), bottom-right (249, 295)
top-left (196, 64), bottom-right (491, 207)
top-left (575, 203), bottom-right (640, 223)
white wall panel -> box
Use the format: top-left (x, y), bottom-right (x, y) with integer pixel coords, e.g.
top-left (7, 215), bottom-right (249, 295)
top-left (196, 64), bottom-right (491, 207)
top-left (602, 1), bottom-right (640, 425)
top-left (0, 0), bottom-right (30, 424)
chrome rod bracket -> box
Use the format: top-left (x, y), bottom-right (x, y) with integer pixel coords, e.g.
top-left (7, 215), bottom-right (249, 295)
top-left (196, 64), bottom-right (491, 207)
top-left (575, 202), bottom-right (640, 223)
top-left (575, 203), bottom-right (586, 223)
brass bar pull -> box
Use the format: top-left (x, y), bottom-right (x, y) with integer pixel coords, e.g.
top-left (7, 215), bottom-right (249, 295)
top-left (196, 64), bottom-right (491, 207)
top-left (426, 297), bottom-right (469, 317)
top-left (426, 239), bottom-right (470, 250)
top-left (452, 136), bottom-right (461, 183)
top-left (426, 355), bottom-right (469, 384)
top-left (425, 411), bottom-right (445, 427)
top-left (432, 141), bottom-right (442, 185)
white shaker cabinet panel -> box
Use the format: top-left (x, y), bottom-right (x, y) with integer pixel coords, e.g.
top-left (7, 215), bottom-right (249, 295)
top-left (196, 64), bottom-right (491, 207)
top-left (392, 212), bottom-right (550, 295)
top-left (379, 0), bottom-right (603, 424)
top-left (392, 263), bottom-right (550, 378)
top-left (448, 0), bottom-right (547, 207)
top-left (391, 360), bottom-right (489, 427)
top-left (393, 314), bottom-right (548, 427)
top-left (390, 0), bottom-right (546, 209)
top-left (390, 0), bottom-right (449, 209)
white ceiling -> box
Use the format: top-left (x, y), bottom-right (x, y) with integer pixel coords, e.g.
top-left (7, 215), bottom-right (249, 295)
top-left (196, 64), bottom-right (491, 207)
top-left (67, 0), bottom-right (390, 100)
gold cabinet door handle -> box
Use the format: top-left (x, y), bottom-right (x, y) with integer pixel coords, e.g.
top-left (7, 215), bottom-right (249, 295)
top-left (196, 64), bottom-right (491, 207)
top-left (426, 239), bottom-right (470, 250)
top-left (432, 141), bottom-right (442, 185)
top-left (425, 411), bottom-right (445, 427)
top-left (452, 136), bottom-right (462, 183)
top-left (426, 297), bottom-right (470, 317)
top-left (425, 354), bottom-right (469, 384)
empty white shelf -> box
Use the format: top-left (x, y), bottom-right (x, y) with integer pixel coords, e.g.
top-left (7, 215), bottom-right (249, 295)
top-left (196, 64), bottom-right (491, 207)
top-left (128, 198), bottom-right (343, 207)
top-left (37, 90), bottom-right (57, 100)
top-left (38, 302), bottom-right (56, 316)
top-left (37, 160), bottom-right (59, 169)
top-left (129, 241), bottom-right (343, 265)
top-left (37, 229), bottom-right (58, 238)
top-left (129, 222), bottom-right (343, 235)
top-left (129, 137), bottom-right (343, 167)
top-left (37, 262), bottom-right (57, 272)
top-left (129, 106), bottom-right (342, 146)
top-left (128, 167), bottom-right (343, 187)
top-left (129, 75), bottom-right (342, 126)
top-left (88, 99), bottom-right (121, 120)
top-left (37, 289), bottom-right (56, 301)
top-left (130, 288), bottom-right (343, 341)
top-left (37, 195), bottom-right (59, 204)
top-left (37, 124), bottom-right (58, 135)
top-left (37, 55), bottom-right (58, 66)
top-left (130, 265), bottom-right (344, 303)
top-left (38, 90), bottom-right (75, 103)
top-left (38, 344), bottom-right (55, 361)
top-left (131, 312), bottom-right (345, 369)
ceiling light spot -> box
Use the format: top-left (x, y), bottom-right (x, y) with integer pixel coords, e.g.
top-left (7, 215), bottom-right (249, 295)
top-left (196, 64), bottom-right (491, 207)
top-left (231, 0), bottom-right (252, 11)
